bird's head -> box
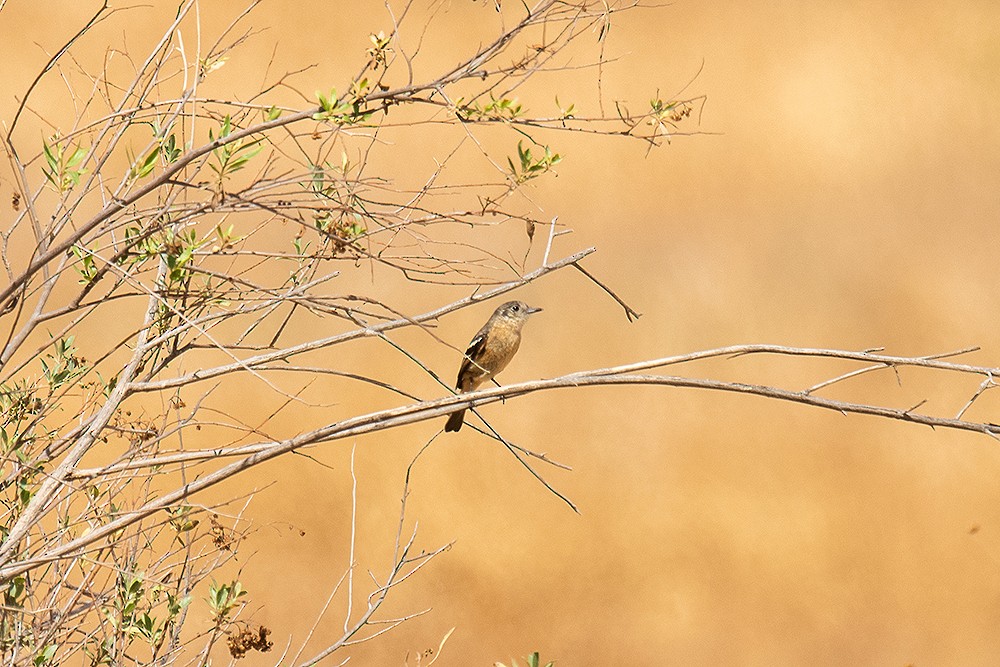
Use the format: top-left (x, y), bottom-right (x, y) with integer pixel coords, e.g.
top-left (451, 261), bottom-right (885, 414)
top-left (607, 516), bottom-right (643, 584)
top-left (494, 300), bottom-right (542, 324)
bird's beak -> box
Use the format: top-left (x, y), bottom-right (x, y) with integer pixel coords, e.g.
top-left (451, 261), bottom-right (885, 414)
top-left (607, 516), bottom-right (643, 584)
top-left (526, 306), bottom-right (543, 314)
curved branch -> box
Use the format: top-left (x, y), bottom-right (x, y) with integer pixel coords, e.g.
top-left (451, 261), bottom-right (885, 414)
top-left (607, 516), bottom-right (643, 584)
top-left (9, 342), bottom-right (997, 582)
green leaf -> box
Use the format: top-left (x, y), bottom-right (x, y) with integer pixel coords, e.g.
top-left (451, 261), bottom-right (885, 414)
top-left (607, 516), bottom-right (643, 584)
top-left (226, 141), bottom-right (262, 172)
top-left (162, 134), bottom-right (181, 163)
top-left (67, 146), bottom-right (87, 168)
top-left (42, 139), bottom-right (58, 173)
top-left (133, 145), bottom-right (159, 179)
top-left (33, 644), bottom-right (57, 666)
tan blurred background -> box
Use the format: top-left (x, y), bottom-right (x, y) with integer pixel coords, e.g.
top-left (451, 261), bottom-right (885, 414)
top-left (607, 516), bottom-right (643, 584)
top-left (5, 0), bottom-right (1000, 664)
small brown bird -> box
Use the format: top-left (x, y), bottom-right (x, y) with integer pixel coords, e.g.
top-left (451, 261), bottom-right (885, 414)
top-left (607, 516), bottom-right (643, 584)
top-left (445, 300), bottom-right (542, 432)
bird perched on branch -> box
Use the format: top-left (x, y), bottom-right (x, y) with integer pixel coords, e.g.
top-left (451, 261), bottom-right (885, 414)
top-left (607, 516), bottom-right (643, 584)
top-left (445, 300), bottom-right (542, 432)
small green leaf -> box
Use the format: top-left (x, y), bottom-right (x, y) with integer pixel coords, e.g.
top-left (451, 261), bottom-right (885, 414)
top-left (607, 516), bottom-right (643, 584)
top-left (67, 146), bottom-right (87, 168)
top-left (133, 145), bottom-right (159, 179)
top-left (42, 140), bottom-right (58, 172)
top-left (33, 644), bottom-right (57, 666)
top-left (162, 134), bottom-right (181, 163)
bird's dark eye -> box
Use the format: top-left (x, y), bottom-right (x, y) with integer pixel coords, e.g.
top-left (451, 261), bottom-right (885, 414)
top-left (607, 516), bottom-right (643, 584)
top-left (511, 304), bottom-right (520, 311)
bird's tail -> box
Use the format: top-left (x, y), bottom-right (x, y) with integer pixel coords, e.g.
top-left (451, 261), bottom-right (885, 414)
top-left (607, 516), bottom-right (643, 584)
top-left (445, 409), bottom-right (465, 432)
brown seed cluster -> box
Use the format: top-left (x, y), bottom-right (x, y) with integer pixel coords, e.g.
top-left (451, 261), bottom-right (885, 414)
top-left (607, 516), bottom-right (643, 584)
top-left (227, 625), bottom-right (273, 659)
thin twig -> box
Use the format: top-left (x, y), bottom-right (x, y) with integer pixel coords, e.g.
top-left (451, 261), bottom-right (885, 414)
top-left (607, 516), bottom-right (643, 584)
top-left (573, 260), bottom-right (641, 321)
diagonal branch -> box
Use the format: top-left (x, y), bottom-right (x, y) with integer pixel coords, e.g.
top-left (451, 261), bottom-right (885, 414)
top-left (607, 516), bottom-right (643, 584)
top-left (125, 247), bottom-right (596, 394)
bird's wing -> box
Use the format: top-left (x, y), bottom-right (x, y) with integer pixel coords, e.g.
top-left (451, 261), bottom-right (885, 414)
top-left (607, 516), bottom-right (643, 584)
top-left (456, 332), bottom-right (488, 388)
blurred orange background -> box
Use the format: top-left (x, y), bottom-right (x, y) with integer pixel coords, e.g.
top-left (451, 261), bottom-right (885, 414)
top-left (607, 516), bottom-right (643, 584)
top-left (4, 1), bottom-right (1000, 664)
